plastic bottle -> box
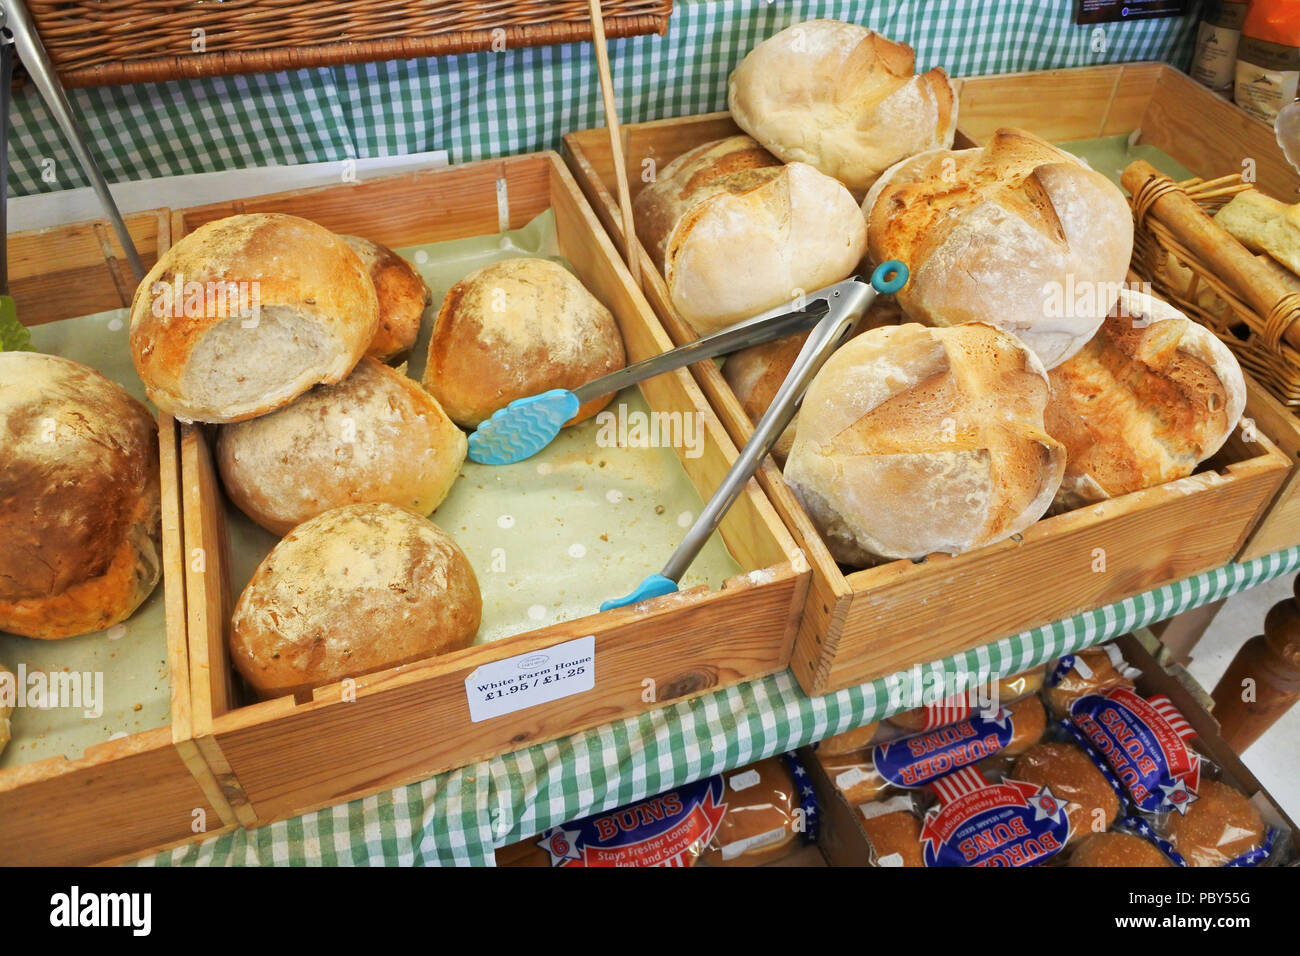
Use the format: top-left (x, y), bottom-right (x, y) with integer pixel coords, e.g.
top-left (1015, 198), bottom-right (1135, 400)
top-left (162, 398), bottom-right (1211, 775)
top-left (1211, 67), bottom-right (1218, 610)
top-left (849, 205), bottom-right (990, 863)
top-left (1193, 1), bottom-right (1250, 96)
top-left (1235, 0), bottom-right (1300, 123)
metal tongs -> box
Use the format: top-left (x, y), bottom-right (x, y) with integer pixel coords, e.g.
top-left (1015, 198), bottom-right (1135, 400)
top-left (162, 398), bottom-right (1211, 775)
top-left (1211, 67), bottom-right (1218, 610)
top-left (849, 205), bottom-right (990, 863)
top-left (600, 260), bottom-right (908, 610)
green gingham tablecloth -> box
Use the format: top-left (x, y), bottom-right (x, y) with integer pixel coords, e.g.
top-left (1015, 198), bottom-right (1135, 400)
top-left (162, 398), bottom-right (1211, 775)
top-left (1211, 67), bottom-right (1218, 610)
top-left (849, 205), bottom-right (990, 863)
top-left (134, 546), bottom-right (1300, 867)
top-left (9, 0), bottom-right (1200, 197)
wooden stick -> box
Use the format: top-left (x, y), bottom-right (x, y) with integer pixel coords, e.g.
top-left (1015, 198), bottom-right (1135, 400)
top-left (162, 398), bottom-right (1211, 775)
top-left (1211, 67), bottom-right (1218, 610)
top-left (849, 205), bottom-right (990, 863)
top-left (587, 0), bottom-right (641, 289)
top-left (1123, 160), bottom-right (1300, 351)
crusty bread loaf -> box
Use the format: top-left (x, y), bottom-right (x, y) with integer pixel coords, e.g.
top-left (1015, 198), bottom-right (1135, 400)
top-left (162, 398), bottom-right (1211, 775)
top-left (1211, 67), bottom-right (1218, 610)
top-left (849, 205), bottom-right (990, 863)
top-left (423, 257), bottom-right (625, 428)
top-left (216, 357), bottom-right (466, 536)
top-left (784, 323), bottom-right (1065, 564)
top-left (728, 20), bottom-right (956, 197)
top-left (230, 502), bottom-right (480, 699)
top-left (341, 235), bottom-right (430, 361)
top-left (130, 213), bottom-right (378, 423)
top-left (633, 136), bottom-right (866, 334)
top-left (1069, 832), bottom-right (1173, 867)
top-left (0, 353), bottom-right (161, 639)
top-left (1045, 290), bottom-right (1246, 510)
top-left (1167, 779), bottom-right (1267, 867)
top-left (864, 129), bottom-right (1134, 369)
top-left (1011, 742), bottom-right (1120, 844)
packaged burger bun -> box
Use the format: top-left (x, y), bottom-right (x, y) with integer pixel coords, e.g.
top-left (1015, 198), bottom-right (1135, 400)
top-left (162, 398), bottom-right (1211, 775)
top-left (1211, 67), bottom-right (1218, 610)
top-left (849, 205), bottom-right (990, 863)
top-left (859, 795), bottom-right (925, 867)
top-left (1010, 740), bottom-right (1122, 844)
top-left (886, 666), bottom-right (1047, 732)
top-left (1165, 778), bottom-right (1274, 867)
top-left (813, 747), bottom-right (892, 805)
top-left (1044, 644), bottom-right (1141, 719)
top-left (922, 765), bottom-right (1072, 867)
top-left (817, 721), bottom-right (880, 756)
top-left (699, 754), bottom-right (819, 867)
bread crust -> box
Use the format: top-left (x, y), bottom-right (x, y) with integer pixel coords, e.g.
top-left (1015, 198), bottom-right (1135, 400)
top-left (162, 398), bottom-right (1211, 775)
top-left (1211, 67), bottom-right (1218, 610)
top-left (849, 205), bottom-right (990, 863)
top-left (728, 20), bottom-right (957, 197)
top-left (423, 258), bottom-right (625, 427)
top-left (130, 213), bottom-right (378, 423)
top-left (0, 353), bottom-right (161, 639)
top-left (342, 235), bottom-right (430, 360)
top-left (229, 502), bottom-right (481, 699)
top-left (217, 357), bottom-right (466, 536)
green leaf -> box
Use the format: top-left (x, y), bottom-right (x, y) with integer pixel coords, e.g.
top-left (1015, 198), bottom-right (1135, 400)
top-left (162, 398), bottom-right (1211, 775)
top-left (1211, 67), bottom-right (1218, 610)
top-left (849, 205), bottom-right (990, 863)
top-left (0, 295), bottom-right (33, 352)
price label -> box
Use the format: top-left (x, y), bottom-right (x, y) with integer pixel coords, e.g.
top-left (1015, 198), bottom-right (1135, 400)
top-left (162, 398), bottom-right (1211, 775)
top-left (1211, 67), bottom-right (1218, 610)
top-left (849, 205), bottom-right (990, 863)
top-left (1075, 0), bottom-right (1188, 24)
top-left (464, 635), bottom-right (595, 722)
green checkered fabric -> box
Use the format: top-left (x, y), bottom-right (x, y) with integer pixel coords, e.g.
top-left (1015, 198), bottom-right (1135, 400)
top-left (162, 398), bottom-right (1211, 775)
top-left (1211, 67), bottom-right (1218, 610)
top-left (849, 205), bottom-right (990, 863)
top-left (136, 546), bottom-right (1300, 867)
top-left (10, 0), bottom-right (1197, 196)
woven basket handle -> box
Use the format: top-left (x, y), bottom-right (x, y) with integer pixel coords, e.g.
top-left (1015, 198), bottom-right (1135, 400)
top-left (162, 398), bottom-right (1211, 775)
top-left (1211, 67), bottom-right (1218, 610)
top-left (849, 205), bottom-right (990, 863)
top-left (1123, 159), bottom-right (1300, 353)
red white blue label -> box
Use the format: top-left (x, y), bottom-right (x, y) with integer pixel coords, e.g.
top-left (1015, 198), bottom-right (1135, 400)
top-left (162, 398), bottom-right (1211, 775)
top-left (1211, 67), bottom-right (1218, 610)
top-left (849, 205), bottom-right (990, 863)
top-left (1069, 688), bottom-right (1201, 814)
top-left (921, 766), bottom-right (1071, 867)
top-left (534, 776), bottom-right (728, 867)
top-left (874, 706), bottom-right (1016, 788)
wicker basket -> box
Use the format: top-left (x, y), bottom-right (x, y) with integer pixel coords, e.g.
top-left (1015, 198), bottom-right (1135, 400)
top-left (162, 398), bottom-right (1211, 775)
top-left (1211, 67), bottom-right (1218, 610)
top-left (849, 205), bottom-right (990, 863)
top-left (1127, 163), bottom-right (1300, 408)
top-left (26, 0), bottom-right (673, 87)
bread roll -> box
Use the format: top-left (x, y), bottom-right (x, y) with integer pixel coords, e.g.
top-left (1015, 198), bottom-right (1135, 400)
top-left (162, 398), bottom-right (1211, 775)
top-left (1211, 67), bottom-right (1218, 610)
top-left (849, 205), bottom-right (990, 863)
top-left (423, 258), bottom-right (625, 428)
top-left (784, 323), bottom-right (1065, 564)
top-left (633, 136), bottom-right (866, 334)
top-left (1011, 742), bottom-right (1120, 844)
top-left (864, 129), bottom-right (1134, 369)
top-left (130, 213), bottom-right (378, 423)
top-left (817, 722), bottom-right (879, 757)
top-left (0, 662), bottom-right (13, 757)
top-left (1043, 645), bottom-right (1139, 719)
top-left (728, 20), bottom-right (956, 197)
top-left (700, 758), bottom-right (801, 866)
top-left (1069, 831), bottom-right (1173, 867)
top-left (341, 236), bottom-right (430, 360)
top-left (230, 502), bottom-right (481, 698)
top-left (1046, 290), bottom-right (1247, 510)
top-left (0, 353), bottom-right (161, 639)
top-left (859, 799), bottom-right (924, 867)
top-left (1167, 779), bottom-right (1267, 867)
top-left (216, 357), bottom-right (466, 536)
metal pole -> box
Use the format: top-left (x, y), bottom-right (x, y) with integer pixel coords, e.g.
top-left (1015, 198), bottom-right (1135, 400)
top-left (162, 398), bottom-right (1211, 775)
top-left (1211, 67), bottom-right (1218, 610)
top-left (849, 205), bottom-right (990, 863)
top-left (1, 0), bottom-right (145, 280)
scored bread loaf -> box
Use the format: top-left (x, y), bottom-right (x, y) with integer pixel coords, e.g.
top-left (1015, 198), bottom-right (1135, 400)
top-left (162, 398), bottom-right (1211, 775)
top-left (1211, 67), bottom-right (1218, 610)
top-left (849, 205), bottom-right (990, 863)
top-left (216, 357), bottom-right (466, 536)
top-left (341, 235), bottom-right (430, 361)
top-left (130, 213), bottom-right (378, 423)
top-left (0, 353), bottom-right (161, 639)
top-left (728, 20), bottom-right (957, 197)
top-left (784, 323), bottom-right (1065, 564)
top-left (1045, 290), bottom-right (1246, 510)
top-left (864, 129), bottom-right (1134, 369)
top-left (229, 502), bottom-right (481, 698)
top-left (633, 135), bottom-right (866, 335)
top-left (423, 257), bottom-right (625, 428)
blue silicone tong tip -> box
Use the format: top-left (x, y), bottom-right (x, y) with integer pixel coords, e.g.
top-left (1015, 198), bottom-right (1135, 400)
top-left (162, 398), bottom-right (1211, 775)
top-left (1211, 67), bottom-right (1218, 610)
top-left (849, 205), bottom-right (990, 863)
top-left (871, 259), bottom-right (908, 295)
top-left (467, 389), bottom-right (581, 465)
top-left (599, 574), bottom-right (679, 612)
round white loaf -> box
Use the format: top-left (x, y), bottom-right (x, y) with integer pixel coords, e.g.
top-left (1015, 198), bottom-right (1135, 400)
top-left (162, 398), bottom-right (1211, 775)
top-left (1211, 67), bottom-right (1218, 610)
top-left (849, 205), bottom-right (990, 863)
top-left (216, 357), bottom-right (467, 536)
top-left (130, 213), bottom-right (379, 423)
top-left (863, 129), bottom-right (1134, 369)
top-left (784, 323), bottom-right (1065, 564)
top-left (728, 20), bottom-right (957, 198)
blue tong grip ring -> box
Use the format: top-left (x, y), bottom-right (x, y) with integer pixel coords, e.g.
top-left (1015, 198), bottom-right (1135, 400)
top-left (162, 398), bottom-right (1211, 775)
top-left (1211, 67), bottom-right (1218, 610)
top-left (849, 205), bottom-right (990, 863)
top-left (870, 260), bottom-right (909, 295)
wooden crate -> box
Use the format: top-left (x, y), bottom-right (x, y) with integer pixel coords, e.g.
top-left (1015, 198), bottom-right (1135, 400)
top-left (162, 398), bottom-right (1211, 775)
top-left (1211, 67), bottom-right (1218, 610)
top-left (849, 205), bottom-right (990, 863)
top-left (957, 62), bottom-right (1300, 562)
top-left (178, 151), bottom-right (809, 827)
top-left (0, 212), bottom-right (234, 865)
top-left (806, 633), bottom-right (1296, 866)
top-left (563, 73), bottom-right (1291, 697)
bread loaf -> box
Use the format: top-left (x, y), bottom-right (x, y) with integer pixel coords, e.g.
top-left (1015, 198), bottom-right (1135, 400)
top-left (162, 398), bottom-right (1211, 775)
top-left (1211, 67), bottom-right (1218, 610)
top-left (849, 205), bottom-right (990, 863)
top-left (1045, 290), bottom-right (1246, 510)
top-left (341, 235), bottom-right (430, 360)
top-left (633, 136), bottom-right (866, 334)
top-left (784, 323), bottom-right (1065, 564)
top-left (130, 213), bottom-right (378, 423)
top-left (0, 353), bottom-right (161, 639)
top-left (216, 357), bottom-right (466, 536)
top-left (728, 20), bottom-right (956, 197)
top-left (864, 129), bottom-right (1134, 369)
top-left (423, 258), bottom-right (625, 428)
top-left (1011, 742), bottom-right (1120, 844)
top-left (229, 502), bottom-right (481, 698)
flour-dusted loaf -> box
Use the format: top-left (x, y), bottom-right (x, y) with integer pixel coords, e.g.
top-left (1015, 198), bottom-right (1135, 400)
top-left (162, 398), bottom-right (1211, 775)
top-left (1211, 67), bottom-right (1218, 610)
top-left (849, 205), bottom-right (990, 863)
top-left (216, 357), bottom-right (466, 536)
top-left (423, 257), bottom-right (625, 427)
top-left (633, 135), bottom-right (866, 334)
top-left (229, 502), bottom-right (481, 698)
top-left (1045, 290), bottom-right (1247, 510)
top-left (784, 323), bottom-right (1065, 564)
top-left (0, 353), bottom-right (161, 639)
top-left (728, 20), bottom-right (957, 197)
top-left (341, 235), bottom-right (430, 360)
top-left (130, 213), bottom-right (379, 423)
top-left (864, 129), bottom-right (1134, 369)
